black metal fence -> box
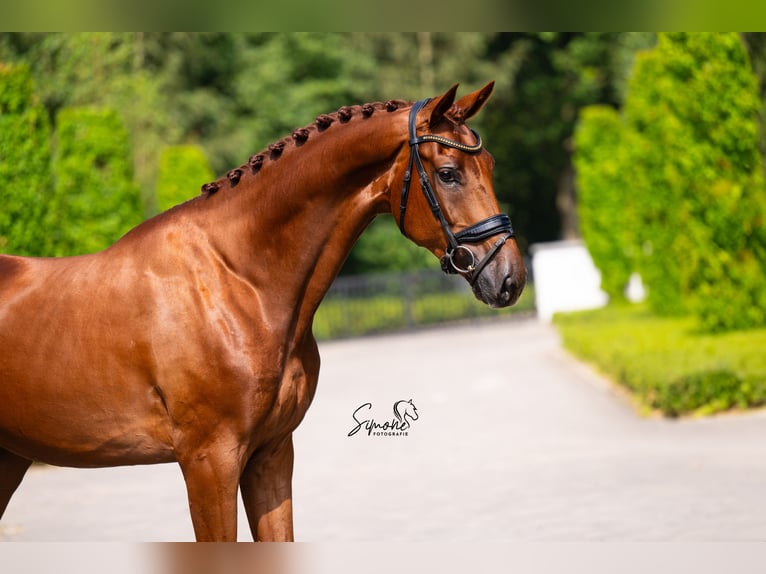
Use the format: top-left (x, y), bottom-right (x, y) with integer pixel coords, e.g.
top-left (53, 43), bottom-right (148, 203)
top-left (313, 268), bottom-right (534, 340)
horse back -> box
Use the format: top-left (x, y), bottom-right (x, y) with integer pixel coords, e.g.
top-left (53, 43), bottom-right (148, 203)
top-left (0, 254), bottom-right (39, 317)
top-left (0, 254), bottom-right (25, 287)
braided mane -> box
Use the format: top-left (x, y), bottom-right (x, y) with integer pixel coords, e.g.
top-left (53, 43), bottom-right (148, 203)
top-left (201, 99), bottom-right (411, 196)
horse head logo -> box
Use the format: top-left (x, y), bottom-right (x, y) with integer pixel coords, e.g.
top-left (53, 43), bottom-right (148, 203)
top-left (393, 399), bottom-right (419, 427)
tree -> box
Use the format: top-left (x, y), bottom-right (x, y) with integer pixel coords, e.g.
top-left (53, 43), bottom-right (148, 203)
top-left (0, 62), bottom-right (52, 256)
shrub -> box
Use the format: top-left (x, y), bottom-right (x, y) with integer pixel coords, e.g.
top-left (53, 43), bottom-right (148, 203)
top-left (343, 215), bottom-right (434, 275)
top-left (655, 370), bottom-right (743, 418)
top-left (555, 304), bottom-right (766, 417)
top-left (575, 33), bottom-right (766, 332)
top-left (155, 145), bottom-right (214, 213)
top-left (573, 105), bottom-right (636, 300)
top-left (0, 61), bottom-right (34, 115)
top-left (624, 33), bottom-right (766, 329)
top-left (50, 107), bottom-right (143, 256)
top-left (0, 63), bottom-right (53, 256)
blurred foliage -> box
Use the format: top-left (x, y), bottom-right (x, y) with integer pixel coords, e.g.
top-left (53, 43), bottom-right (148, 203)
top-left (156, 145), bottom-right (214, 213)
top-left (555, 305), bottom-right (766, 417)
top-left (315, 274), bottom-right (535, 340)
top-left (2, 33), bottom-right (766, 283)
top-left (480, 32), bottom-right (656, 249)
top-left (0, 34), bottom-right (182, 200)
top-left (572, 105), bottom-right (636, 301)
top-left (50, 107), bottom-right (143, 256)
top-left (0, 63), bottom-right (52, 256)
top-left (0, 32), bottom-right (656, 265)
top-left (340, 215), bottom-right (433, 275)
top-left (575, 33), bottom-right (766, 332)
top-left (0, 61), bottom-right (34, 114)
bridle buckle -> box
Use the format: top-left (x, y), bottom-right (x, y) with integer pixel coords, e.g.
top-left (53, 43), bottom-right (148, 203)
top-left (441, 245), bottom-right (477, 275)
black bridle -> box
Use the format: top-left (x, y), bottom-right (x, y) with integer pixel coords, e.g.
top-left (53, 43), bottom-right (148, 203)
top-left (399, 98), bottom-right (515, 285)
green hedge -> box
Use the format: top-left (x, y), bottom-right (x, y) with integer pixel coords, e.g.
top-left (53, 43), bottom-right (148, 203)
top-left (50, 107), bottom-right (143, 256)
top-left (155, 145), bottom-right (213, 213)
top-left (572, 105), bottom-right (636, 301)
top-left (627, 33), bottom-right (766, 330)
top-left (0, 63), bottom-right (53, 256)
top-left (555, 304), bottom-right (766, 417)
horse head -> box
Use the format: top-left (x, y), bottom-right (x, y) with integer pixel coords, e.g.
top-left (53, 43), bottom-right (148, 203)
top-left (390, 82), bottom-right (527, 308)
top-left (394, 399), bottom-right (419, 423)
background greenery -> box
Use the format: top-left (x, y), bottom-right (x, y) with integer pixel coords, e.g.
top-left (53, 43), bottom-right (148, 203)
top-left (0, 63), bottom-right (51, 255)
top-left (51, 107), bottom-right (143, 255)
top-left (3, 33), bottom-right (766, 271)
top-left (314, 271), bottom-right (535, 340)
top-left (563, 34), bottom-right (766, 417)
top-left (555, 305), bottom-right (766, 417)
top-left (575, 33), bottom-right (766, 333)
top-left (0, 32), bottom-right (669, 264)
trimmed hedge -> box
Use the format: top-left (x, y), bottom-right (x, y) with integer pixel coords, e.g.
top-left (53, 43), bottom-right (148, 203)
top-left (0, 63), bottom-right (53, 256)
top-left (572, 105), bottom-right (636, 301)
top-left (50, 107), bottom-right (143, 256)
top-left (555, 304), bottom-right (766, 417)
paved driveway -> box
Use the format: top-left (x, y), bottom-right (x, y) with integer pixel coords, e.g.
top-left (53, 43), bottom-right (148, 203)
top-left (2, 318), bottom-right (766, 541)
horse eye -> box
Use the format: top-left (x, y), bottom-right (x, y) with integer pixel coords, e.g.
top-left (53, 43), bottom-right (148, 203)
top-left (437, 168), bottom-right (459, 184)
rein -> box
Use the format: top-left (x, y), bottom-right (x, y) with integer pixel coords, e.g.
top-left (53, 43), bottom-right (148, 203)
top-left (399, 99), bottom-right (515, 285)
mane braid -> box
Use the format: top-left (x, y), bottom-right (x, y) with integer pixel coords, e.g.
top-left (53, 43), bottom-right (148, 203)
top-left (200, 99), bottom-right (410, 196)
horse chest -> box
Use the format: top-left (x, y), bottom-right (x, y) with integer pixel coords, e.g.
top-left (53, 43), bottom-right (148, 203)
top-left (264, 352), bottom-right (319, 437)
top-left (195, 340), bottom-right (319, 448)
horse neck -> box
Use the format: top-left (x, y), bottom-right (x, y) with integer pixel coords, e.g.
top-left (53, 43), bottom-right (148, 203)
top-left (191, 106), bottom-right (410, 341)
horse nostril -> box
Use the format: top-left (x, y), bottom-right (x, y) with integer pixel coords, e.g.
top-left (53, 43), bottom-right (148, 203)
top-left (500, 275), bottom-right (520, 305)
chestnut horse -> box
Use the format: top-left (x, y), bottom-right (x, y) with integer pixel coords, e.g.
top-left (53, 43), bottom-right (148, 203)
top-left (0, 82), bottom-right (525, 541)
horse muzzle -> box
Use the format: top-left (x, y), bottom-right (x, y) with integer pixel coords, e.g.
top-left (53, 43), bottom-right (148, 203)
top-left (465, 240), bottom-right (527, 308)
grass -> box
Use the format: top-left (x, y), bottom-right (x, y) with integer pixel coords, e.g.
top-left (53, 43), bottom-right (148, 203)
top-left (554, 304), bottom-right (766, 417)
top-left (313, 284), bottom-right (535, 340)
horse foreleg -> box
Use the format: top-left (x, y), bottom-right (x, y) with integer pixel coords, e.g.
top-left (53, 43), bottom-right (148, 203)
top-left (177, 446), bottom-right (243, 542)
top-left (0, 448), bottom-right (32, 518)
top-left (240, 435), bottom-right (295, 542)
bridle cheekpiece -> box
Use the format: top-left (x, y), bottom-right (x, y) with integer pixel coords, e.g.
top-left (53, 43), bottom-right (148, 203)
top-left (399, 98), bottom-right (515, 285)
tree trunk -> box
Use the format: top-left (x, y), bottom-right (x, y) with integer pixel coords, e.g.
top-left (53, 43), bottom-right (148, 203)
top-left (556, 159), bottom-right (579, 240)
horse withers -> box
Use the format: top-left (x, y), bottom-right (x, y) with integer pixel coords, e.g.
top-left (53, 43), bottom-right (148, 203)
top-left (0, 82), bottom-right (526, 541)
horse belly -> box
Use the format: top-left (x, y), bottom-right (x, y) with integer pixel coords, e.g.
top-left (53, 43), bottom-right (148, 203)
top-left (0, 272), bottom-right (175, 467)
top-left (0, 410), bottom-right (175, 469)
top-left (0, 357), bottom-right (176, 467)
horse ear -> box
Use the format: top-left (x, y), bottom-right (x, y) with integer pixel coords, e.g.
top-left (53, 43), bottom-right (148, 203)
top-left (427, 84), bottom-right (460, 130)
top-left (454, 81), bottom-right (495, 121)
